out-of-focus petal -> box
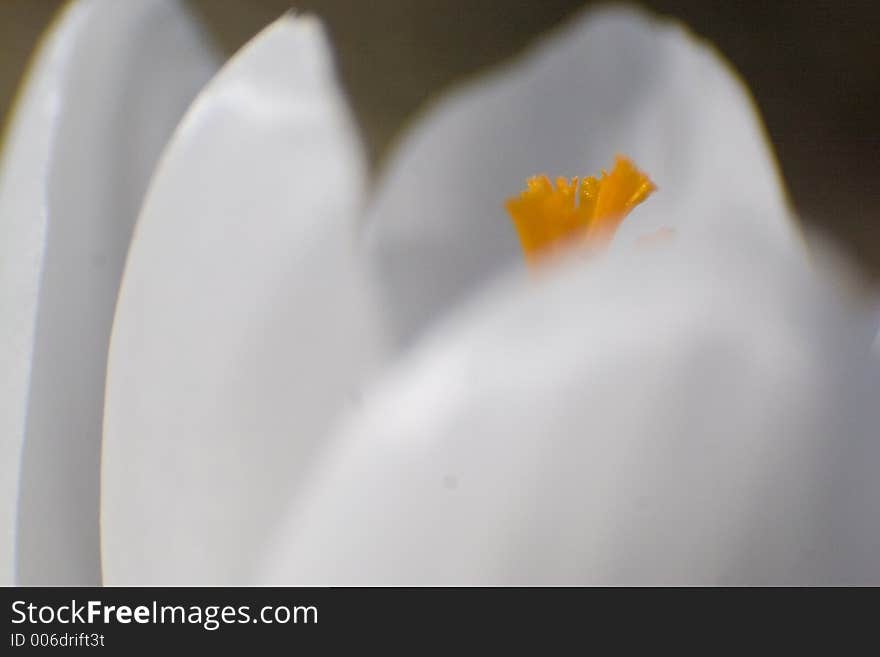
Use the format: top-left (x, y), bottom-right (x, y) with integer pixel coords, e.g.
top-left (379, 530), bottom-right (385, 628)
top-left (365, 5), bottom-right (801, 346)
top-left (873, 302), bottom-right (880, 355)
top-left (0, 0), bottom-right (219, 585)
top-left (259, 225), bottom-right (879, 585)
top-left (101, 15), bottom-right (386, 585)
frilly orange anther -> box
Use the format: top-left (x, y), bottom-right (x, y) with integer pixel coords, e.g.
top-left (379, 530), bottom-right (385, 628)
top-left (505, 155), bottom-right (656, 266)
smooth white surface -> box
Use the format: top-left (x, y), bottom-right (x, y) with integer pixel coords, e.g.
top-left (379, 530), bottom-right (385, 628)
top-left (365, 5), bottom-right (801, 346)
top-left (102, 15), bottom-right (386, 585)
top-left (260, 226), bottom-right (880, 585)
top-left (0, 0), bottom-right (219, 585)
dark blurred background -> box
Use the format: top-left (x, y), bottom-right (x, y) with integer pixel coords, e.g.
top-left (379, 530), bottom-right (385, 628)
top-left (2, 0), bottom-right (878, 275)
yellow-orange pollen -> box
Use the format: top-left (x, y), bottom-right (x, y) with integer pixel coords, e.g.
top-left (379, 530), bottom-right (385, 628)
top-left (505, 155), bottom-right (656, 266)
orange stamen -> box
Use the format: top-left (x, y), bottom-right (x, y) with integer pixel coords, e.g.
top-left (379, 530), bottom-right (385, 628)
top-left (505, 155), bottom-right (656, 266)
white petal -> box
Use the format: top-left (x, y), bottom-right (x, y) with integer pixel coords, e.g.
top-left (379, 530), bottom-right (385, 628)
top-left (260, 227), bottom-right (879, 585)
top-left (365, 5), bottom-right (801, 346)
top-left (873, 302), bottom-right (880, 356)
top-left (101, 15), bottom-right (386, 585)
top-left (0, 0), bottom-right (219, 585)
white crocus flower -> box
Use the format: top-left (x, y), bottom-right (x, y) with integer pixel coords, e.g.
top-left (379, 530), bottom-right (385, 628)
top-left (1, 1), bottom-right (876, 585)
